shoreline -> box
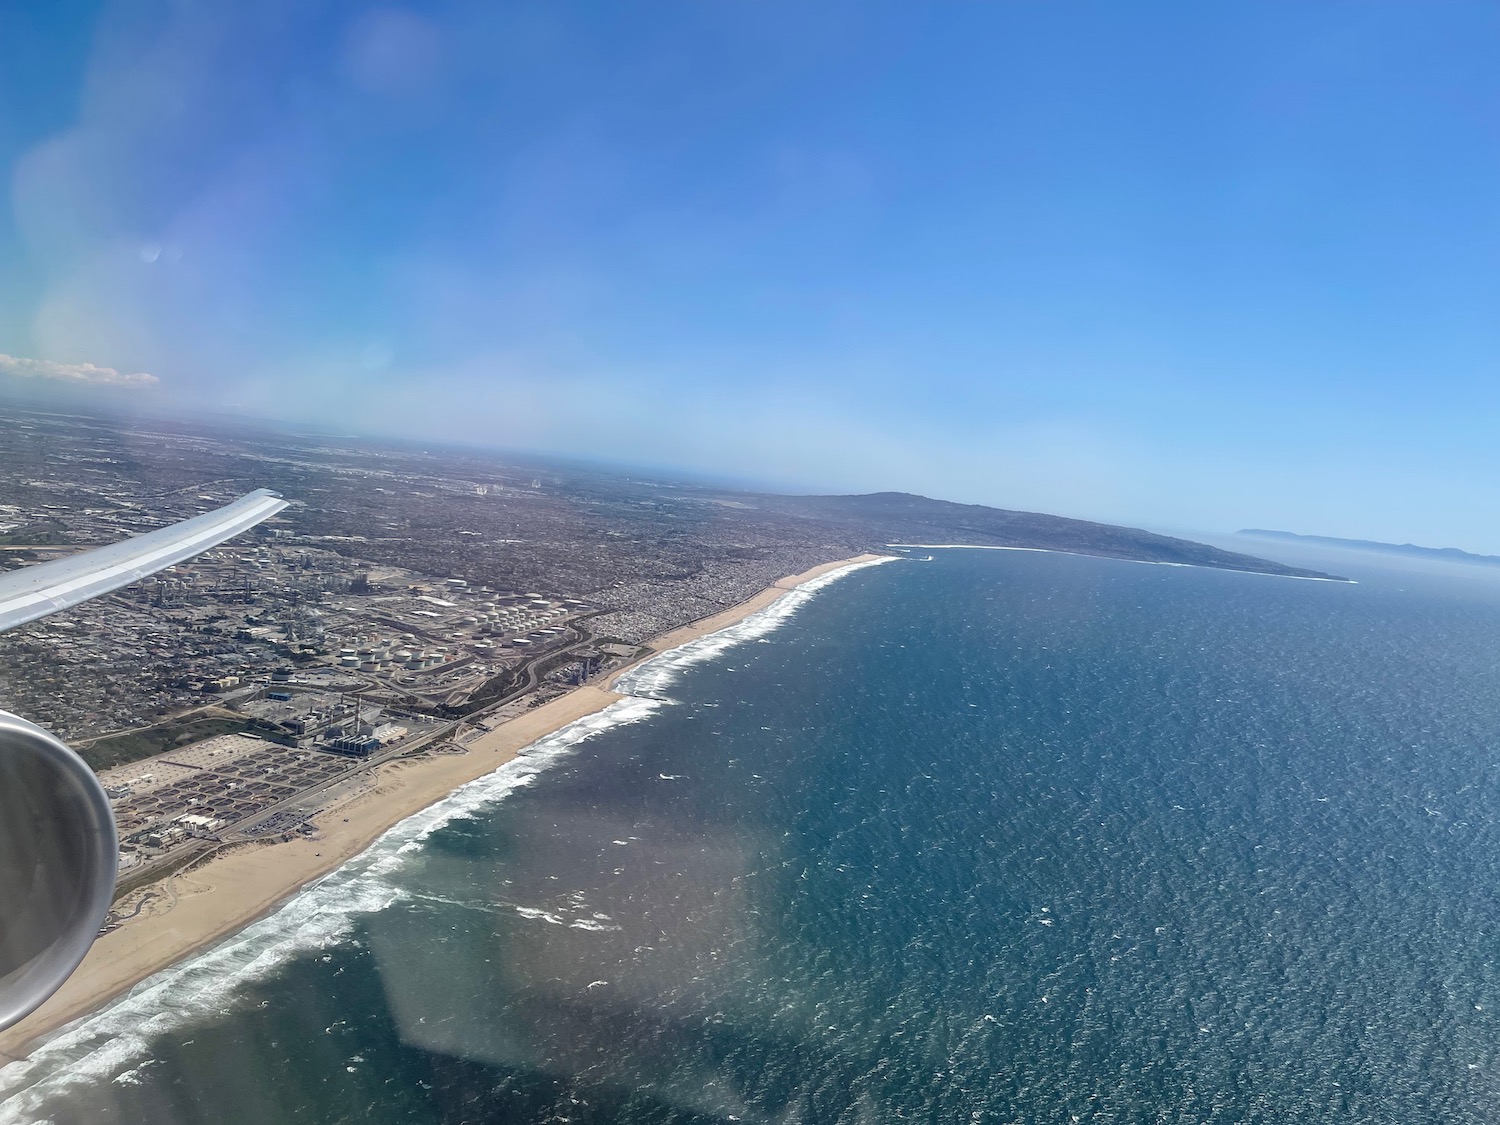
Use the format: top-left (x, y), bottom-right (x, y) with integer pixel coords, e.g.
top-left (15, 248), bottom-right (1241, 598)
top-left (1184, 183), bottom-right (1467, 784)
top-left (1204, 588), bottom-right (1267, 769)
top-left (886, 543), bottom-right (1356, 583)
top-left (0, 553), bottom-right (888, 1062)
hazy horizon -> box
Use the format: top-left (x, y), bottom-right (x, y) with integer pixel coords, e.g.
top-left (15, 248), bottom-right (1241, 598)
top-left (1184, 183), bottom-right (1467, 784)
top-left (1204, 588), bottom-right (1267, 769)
top-left (5, 3), bottom-right (1500, 549)
top-left (11, 386), bottom-right (1500, 568)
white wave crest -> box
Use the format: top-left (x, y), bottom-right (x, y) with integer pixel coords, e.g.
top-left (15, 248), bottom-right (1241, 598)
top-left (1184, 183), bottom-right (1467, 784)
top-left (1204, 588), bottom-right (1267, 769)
top-left (0, 695), bottom-right (662, 1119)
top-left (568, 918), bottom-right (622, 932)
top-left (0, 558), bottom-right (890, 1117)
top-left (0, 859), bottom-right (400, 1122)
top-left (614, 555), bottom-right (897, 700)
top-left (513, 906), bottom-right (567, 926)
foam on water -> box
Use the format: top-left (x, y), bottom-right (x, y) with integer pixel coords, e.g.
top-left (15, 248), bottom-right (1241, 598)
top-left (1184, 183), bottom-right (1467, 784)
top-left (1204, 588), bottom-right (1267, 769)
top-left (0, 694), bottom-right (662, 1120)
top-left (13, 546), bottom-right (1500, 1121)
top-left (614, 555), bottom-right (897, 700)
top-left (0, 559), bottom-right (893, 1119)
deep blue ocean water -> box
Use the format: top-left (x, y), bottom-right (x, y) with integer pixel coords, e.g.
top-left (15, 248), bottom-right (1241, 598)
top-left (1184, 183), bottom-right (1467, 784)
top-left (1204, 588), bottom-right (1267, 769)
top-left (8, 545), bottom-right (1500, 1123)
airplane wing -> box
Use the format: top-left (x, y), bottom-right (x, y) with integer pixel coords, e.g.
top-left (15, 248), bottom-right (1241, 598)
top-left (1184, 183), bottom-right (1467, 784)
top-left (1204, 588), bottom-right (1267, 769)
top-left (0, 489), bottom-right (288, 633)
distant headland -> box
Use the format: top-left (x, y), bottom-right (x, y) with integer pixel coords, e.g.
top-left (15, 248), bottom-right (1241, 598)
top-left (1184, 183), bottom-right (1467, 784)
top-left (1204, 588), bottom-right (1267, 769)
top-left (751, 492), bottom-right (1351, 582)
top-left (1240, 529), bottom-right (1500, 568)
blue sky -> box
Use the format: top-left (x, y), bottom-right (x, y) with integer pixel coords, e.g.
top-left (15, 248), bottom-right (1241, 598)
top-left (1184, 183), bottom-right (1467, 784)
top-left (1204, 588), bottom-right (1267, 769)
top-left (4, 2), bottom-right (1500, 549)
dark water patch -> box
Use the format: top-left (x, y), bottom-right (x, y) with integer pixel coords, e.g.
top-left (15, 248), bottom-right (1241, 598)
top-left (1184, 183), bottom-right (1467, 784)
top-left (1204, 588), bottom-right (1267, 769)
top-left (11, 550), bottom-right (1500, 1122)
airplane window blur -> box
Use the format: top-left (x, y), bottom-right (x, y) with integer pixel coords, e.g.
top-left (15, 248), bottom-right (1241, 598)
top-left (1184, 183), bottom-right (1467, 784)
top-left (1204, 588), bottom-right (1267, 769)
top-left (5, 3), bottom-right (1500, 1123)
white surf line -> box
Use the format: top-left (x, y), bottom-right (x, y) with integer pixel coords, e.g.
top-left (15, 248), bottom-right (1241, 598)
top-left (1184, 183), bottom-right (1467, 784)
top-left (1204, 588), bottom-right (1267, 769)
top-left (886, 544), bottom-right (1355, 583)
top-left (0, 695), bottom-right (664, 1120)
top-left (614, 554), bottom-right (899, 700)
top-left (0, 554), bottom-right (900, 1116)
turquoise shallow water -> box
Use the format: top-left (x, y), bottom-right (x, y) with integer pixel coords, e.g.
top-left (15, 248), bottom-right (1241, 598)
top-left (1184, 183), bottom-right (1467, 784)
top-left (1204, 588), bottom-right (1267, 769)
top-left (8, 546), bottom-right (1500, 1123)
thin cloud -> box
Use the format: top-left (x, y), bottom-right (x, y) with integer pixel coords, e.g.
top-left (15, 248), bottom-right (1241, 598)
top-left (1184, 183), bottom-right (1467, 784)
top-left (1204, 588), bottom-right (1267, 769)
top-left (0, 353), bottom-right (159, 389)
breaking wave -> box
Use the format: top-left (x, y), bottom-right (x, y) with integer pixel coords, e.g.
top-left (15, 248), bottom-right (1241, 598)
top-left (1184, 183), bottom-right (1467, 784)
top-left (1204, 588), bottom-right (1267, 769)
top-left (614, 555), bottom-right (897, 700)
top-left (0, 696), bottom-right (662, 1120)
top-left (0, 556), bottom-right (895, 1119)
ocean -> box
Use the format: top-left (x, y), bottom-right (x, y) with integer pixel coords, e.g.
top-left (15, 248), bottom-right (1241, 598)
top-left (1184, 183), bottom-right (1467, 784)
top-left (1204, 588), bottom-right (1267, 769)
top-left (6, 544), bottom-right (1500, 1123)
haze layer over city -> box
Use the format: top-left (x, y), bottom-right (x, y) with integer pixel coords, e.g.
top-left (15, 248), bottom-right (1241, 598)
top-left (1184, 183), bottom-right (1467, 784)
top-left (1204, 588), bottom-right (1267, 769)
top-left (10, 4), bottom-right (1500, 1124)
top-left (5, 3), bottom-right (1500, 550)
top-left (0, 405), bottom-right (1331, 908)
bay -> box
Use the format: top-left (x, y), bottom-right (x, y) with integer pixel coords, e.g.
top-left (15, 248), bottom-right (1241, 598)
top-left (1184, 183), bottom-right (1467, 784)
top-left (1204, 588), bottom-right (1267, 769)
top-left (8, 545), bottom-right (1500, 1123)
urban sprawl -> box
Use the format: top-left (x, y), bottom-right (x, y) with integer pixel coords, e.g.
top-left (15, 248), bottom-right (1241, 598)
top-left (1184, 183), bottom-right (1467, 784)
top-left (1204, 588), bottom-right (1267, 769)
top-left (0, 406), bottom-right (1330, 921)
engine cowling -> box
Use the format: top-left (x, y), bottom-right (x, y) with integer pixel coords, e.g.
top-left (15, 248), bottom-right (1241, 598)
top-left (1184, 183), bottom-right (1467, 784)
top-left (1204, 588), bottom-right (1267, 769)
top-left (0, 710), bottom-right (117, 1032)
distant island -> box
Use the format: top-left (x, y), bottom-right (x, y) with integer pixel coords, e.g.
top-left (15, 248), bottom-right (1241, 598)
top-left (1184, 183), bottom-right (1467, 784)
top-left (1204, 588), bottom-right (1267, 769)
top-left (1240, 529), bottom-right (1500, 568)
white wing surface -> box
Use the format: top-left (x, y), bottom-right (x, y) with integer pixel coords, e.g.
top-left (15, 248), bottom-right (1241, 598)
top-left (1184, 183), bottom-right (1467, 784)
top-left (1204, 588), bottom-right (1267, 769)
top-left (0, 489), bottom-right (288, 633)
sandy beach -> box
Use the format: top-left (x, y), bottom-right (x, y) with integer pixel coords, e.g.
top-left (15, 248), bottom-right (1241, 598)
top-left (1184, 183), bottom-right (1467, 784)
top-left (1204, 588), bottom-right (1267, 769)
top-left (0, 553), bottom-right (886, 1060)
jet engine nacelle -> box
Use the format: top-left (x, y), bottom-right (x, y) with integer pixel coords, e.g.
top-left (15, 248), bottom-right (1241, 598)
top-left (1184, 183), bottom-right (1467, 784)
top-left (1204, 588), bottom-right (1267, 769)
top-left (0, 710), bottom-right (117, 1032)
